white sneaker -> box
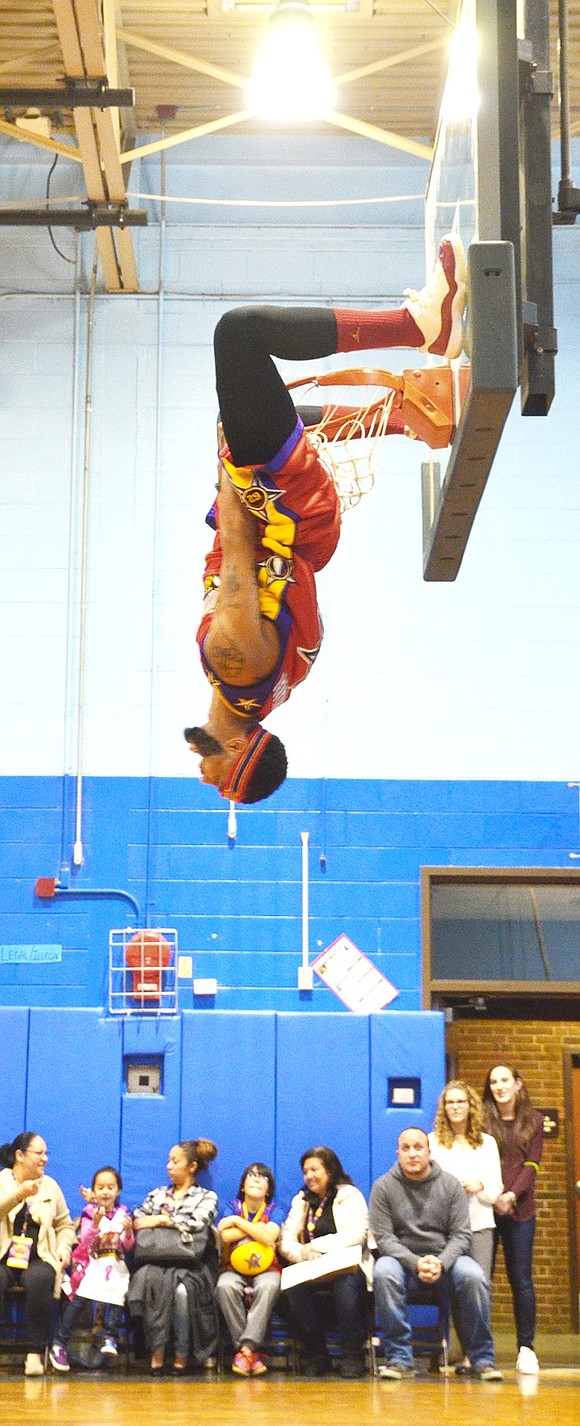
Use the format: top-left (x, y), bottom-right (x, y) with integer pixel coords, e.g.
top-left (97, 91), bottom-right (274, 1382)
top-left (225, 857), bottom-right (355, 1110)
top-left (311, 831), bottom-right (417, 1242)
top-left (24, 1353), bottom-right (45, 1376)
top-left (101, 1337), bottom-right (118, 1356)
top-left (403, 232), bottom-right (467, 359)
top-left (516, 1346), bottom-right (539, 1374)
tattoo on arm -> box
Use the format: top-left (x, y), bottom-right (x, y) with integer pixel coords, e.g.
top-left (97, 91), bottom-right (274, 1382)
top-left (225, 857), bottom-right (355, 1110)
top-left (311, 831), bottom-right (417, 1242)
top-left (224, 567), bottom-right (242, 597)
top-left (213, 640), bottom-right (245, 676)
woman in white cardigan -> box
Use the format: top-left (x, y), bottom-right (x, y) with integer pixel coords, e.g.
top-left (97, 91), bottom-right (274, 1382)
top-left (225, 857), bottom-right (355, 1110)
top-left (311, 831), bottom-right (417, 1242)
top-left (280, 1145), bottom-right (371, 1379)
top-left (429, 1080), bottom-right (503, 1375)
top-left (429, 1080), bottom-right (503, 1280)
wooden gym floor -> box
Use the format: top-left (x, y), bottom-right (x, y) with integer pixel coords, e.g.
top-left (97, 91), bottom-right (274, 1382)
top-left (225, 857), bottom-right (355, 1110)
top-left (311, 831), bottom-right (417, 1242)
top-left (2, 1336), bottom-right (580, 1426)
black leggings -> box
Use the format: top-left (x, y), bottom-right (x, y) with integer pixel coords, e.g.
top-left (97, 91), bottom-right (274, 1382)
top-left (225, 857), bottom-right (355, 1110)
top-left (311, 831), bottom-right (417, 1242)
top-left (214, 306), bottom-right (338, 468)
top-left (0, 1258), bottom-right (55, 1352)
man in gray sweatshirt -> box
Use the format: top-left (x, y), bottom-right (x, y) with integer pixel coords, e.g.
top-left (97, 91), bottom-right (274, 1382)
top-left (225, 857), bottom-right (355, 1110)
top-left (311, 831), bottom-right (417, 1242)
top-left (369, 1126), bottom-right (502, 1381)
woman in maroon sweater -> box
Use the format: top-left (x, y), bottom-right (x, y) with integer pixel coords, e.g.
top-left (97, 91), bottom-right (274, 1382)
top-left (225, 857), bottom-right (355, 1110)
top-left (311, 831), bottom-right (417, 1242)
top-left (482, 1064), bottom-right (543, 1376)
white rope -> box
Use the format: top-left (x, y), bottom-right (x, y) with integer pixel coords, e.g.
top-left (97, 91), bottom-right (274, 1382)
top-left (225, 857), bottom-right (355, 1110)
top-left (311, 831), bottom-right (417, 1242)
top-left (127, 190), bottom-right (425, 210)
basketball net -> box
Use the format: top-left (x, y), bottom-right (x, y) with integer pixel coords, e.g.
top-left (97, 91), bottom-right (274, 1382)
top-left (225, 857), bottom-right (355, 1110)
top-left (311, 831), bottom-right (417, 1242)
top-left (287, 372), bottom-right (400, 513)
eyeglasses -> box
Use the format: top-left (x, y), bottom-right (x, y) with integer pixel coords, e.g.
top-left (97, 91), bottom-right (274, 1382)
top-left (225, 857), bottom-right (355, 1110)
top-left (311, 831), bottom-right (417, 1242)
top-left (246, 1170), bottom-right (268, 1180)
top-left (445, 1100), bottom-right (468, 1107)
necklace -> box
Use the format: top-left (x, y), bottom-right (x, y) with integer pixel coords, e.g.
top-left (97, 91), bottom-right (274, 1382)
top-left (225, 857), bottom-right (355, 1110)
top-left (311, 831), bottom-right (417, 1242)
top-left (306, 1197), bottom-right (327, 1238)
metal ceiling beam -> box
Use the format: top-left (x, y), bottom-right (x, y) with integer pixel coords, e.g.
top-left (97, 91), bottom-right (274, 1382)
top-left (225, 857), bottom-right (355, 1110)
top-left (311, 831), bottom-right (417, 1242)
top-left (0, 85), bottom-right (134, 107)
top-left (0, 205), bottom-right (147, 228)
top-left (51, 0), bottom-right (138, 292)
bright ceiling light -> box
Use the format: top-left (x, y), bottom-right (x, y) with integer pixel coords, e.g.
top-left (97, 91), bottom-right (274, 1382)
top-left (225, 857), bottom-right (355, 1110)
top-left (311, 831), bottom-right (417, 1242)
top-left (247, 2), bottom-right (336, 122)
top-left (440, 1), bottom-right (480, 125)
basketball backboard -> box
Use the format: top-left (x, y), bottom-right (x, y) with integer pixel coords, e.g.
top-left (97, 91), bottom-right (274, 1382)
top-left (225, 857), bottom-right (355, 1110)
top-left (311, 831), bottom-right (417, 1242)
top-left (421, 0), bottom-right (556, 581)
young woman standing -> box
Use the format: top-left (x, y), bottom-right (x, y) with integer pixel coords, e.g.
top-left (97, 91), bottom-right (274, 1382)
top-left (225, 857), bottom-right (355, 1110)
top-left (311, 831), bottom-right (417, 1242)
top-left (482, 1064), bottom-right (544, 1375)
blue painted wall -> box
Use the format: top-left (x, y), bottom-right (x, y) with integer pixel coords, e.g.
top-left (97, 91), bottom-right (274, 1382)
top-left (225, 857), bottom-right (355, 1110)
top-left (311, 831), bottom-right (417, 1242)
top-left (0, 774), bottom-right (577, 1010)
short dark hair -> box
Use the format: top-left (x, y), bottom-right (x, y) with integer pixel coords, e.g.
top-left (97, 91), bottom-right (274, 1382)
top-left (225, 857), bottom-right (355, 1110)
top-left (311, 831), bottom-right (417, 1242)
top-left (397, 1126), bottom-right (429, 1145)
top-left (300, 1146), bottom-right (353, 1190)
top-left (92, 1165), bottom-right (123, 1194)
top-left (236, 732), bottom-right (288, 804)
top-left (237, 1162), bottom-right (276, 1203)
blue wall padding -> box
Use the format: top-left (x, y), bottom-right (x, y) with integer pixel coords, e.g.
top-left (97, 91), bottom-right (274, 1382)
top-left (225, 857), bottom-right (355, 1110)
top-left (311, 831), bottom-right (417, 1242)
top-left (1, 1007), bottom-right (445, 1216)
top-left (121, 1016), bottom-right (182, 1208)
top-left (275, 1013), bottom-right (371, 1208)
top-left (26, 1009), bottom-right (122, 1212)
top-left (370, 1012), bottom-right (445, 1184)
top-left (181, 1011), bottom-right (277, 1206)
top-left (0, 1007), bottom-right (29, 1143)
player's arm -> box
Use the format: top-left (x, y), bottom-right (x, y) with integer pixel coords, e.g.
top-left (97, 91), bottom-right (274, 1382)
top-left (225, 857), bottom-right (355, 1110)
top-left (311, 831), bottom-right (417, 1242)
top-left (204, 476), bottom-right (280, 684)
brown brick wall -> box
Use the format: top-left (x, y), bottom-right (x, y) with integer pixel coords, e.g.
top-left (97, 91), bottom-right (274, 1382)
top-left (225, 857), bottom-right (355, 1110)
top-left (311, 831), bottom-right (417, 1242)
top-left (446, 1018), bottom-right (580, 1333)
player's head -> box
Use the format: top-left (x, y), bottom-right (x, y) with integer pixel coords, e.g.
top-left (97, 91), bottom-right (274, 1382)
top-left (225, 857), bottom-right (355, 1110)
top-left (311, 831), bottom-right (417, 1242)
top-left (184, 724), bottom-right (287, 804)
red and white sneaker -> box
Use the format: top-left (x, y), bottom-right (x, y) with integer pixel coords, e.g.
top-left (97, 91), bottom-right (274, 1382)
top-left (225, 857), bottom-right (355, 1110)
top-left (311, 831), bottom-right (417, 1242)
top-left (232, 1346), bottom-right (267, 1376)
top-left (404, 232), bottom-right (467, 359)
top-left (232, 1347), bottom-right (254, 1376)
top-left (250, 1352), bottom-right (267, 1375)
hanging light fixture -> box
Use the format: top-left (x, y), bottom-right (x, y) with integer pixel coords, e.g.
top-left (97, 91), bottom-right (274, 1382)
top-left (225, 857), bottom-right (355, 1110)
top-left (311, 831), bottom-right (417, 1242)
top-left (247, 1), bottom-right (336, 122)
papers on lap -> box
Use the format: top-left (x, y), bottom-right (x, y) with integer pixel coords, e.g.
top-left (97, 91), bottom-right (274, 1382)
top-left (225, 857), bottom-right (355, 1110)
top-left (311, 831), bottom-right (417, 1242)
top-left (280, 1244), bottom-right (362, 1291)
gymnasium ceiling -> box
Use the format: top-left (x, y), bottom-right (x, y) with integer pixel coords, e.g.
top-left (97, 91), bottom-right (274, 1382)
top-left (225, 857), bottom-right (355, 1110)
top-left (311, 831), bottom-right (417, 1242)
top-left (0, 1), bottom-right (578, 291)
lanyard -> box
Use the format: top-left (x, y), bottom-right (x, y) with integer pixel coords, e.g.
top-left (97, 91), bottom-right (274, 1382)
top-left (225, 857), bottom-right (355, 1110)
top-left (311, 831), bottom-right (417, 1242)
top-left (235, 1198), bottom-right (268, 1223)
top-left (306, 1196), bottom-right (327, 1239)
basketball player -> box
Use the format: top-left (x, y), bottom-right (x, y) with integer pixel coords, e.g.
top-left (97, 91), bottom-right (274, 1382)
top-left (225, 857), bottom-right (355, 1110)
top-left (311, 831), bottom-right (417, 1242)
top-left (185, 234), bottom-right (466, 805)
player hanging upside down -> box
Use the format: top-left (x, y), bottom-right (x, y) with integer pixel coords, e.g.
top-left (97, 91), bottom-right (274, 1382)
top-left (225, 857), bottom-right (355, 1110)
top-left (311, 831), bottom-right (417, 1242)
top-left (185, 234), bottom-right (467, 806)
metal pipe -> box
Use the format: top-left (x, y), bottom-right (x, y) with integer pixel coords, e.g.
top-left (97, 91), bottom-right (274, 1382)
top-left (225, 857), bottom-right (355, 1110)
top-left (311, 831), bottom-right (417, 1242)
top-left (144, 137), bottom-right (166, 921)
top-left (301, 831), bottom-right (310, 971)
top-left (558, 0), bottom-right (571, 184)
top-left (55, 886), bottom-right (141, 919)
top-left (35, 878), bottom-right (141, 920)
top-left (73, 252), bottom-right (98, 867)
top-left (60, 261), bottom-right (82, 869)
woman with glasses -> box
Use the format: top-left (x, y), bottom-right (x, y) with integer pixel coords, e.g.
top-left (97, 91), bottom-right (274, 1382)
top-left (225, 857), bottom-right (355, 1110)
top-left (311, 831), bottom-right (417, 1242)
top-left (429, 1082), bottom-right (502, 1282)
top-left (0, 1132), bottom-right (75, 1376)
top-left (216, 1162), bottom-right (283, 1376)
top-left (429, 1081), bottom-right (503, 1377)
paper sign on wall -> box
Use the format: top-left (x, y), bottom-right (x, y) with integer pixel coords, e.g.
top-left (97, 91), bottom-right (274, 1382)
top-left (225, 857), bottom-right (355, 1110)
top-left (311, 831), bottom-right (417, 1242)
top-left (310, 934), bottom-right (398, 1013)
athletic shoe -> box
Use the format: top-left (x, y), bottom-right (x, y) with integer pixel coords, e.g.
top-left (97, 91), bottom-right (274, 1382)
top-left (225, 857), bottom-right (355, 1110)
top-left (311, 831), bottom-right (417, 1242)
top-left (473, 1363), bottom-right (504, 1382)
top-left (516, 1346), bottom-right (539, 1374)
top-left (301, 1354), bottom-right (331, 1378)
top-left (232, 1347), bottom-right (255, 1376)
top-left (403, 232), bottom-right (467, 359)
top-left (340, 1352), bottom-right (366, 1378)
top-left (378, 1360), bottom-right (417, 1380)
top-left (49, 1343), bottom-right (70, 1372)
top-left (250, 1352), bottom-right (267, 1376)
top-left (25, 1352), bottom-right (46, 1376)
top-left (101, 1337), bottom-right (118, 1356)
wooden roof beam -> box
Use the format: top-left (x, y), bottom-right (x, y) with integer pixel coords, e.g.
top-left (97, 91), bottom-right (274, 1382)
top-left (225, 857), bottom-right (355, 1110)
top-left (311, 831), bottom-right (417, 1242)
top-left (51, 0), bottom-right (138, 292)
